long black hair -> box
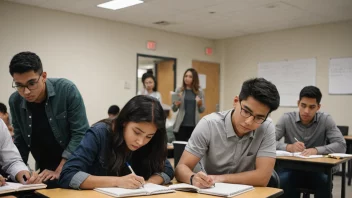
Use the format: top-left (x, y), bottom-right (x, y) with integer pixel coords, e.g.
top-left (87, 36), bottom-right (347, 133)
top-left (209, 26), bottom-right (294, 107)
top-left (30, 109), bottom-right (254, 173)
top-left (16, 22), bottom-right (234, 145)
top-left (105, 95), bottom-right (167, 179)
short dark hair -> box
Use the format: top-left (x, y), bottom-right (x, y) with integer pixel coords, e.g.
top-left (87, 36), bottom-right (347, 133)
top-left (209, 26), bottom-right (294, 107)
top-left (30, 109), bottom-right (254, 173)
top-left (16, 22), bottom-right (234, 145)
top-left (141, 72), bottom-right (157, 92)
top-left (9, 51), bottom-right (43, 76)
top-left (0, 103), bottom-right (7, 114)
top-left (299, 86), bottom-right (322, 104)
top-left (239, 78), bottom-right (280, 112)
top-left (108, 105), bottom-right (120, 115)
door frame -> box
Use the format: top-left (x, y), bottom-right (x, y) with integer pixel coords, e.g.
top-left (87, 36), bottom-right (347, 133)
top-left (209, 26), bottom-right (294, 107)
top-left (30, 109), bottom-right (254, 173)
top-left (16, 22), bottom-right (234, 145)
top-left (136, 54), bottom-right (177, 94)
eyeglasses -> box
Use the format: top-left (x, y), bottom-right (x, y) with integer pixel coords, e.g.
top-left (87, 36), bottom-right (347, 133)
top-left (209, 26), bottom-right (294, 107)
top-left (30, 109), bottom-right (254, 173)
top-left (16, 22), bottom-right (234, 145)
top-left (12, 73), bottom-right (42, 92)
top-left (239, 101), bottom-right (267, 124)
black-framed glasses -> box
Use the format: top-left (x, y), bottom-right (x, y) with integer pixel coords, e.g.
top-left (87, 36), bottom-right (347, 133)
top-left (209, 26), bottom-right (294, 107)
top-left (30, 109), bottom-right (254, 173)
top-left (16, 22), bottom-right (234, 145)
top-left (239, 101), bottom-right (267, 124)
top-left (12, 73), bottom-right (42, 92)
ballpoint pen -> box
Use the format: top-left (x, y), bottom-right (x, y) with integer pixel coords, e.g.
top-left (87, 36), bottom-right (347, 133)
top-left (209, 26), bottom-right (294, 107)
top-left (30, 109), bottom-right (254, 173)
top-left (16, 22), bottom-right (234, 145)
top-left (199, 161), bottom-right (215, 187)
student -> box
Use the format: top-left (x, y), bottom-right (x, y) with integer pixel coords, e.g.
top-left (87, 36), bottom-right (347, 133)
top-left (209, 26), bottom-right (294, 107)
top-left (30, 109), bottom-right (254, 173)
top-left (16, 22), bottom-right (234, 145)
top-left (8, 51), bottom-right (89, 188)
top-left (59, 95), bottom-right (174, 189)
top-left (0, 119), bottom-right (39, 186)
top-left (108, 105), bottom-right (120, 119)
top-left (138, 72), bottom-right (162, 103)
top-left (275, 86), bottom-right (346, 198)
top-left (172, 68), bottom-right (205, 141)
top-left (175, 78), bottom-right (280, 188)
top-left (0, 102), bottom-right (14, 137)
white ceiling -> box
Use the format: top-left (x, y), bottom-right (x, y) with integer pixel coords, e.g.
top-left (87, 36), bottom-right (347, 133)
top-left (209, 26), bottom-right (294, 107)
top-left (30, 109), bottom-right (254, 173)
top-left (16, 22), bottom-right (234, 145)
top-left (6, 0), bottom-right (352, 39)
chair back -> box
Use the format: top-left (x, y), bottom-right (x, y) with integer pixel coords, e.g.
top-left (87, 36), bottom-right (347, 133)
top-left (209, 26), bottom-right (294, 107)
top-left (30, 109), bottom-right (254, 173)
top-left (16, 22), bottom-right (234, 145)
top-left (173, 141), bottom-right (187, 168)
top-left (337, 125), bottom-right (349, 136)
top-left (267, 169), bottom-right (280, 188)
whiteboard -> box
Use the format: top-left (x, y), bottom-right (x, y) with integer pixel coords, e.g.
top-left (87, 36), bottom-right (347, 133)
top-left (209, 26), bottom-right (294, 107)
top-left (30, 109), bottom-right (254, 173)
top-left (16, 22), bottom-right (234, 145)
top-left (258, 58), bottom-right (316, 107)
top-left (329, 57), bottom-right (352, 94)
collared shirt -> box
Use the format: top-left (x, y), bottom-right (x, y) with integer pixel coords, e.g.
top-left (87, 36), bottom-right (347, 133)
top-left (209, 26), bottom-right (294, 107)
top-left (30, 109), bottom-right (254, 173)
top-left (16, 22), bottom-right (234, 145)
top-left (276, 111), bottom-right (346, 154)
top-left (0, 119), bottom-right (28, 181)
top-left (9, 78), bottom-right (89, 164)
top-left (185, 109), bottom-right (276, 175)
top-left (59, 122), bottom-right (174, 189)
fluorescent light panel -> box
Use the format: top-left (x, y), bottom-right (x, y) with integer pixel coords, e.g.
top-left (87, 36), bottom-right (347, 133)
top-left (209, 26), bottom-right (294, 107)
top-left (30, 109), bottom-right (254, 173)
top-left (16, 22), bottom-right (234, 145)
top-left (98, 0), bottom-right (143, 10)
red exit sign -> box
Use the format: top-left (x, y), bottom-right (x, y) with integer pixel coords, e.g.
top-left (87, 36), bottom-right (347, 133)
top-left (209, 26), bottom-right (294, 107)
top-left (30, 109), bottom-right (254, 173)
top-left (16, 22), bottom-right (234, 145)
top-left (147, 41), bottom-right (156, 50)
top-left (205, 47), bottom-right (213, 56)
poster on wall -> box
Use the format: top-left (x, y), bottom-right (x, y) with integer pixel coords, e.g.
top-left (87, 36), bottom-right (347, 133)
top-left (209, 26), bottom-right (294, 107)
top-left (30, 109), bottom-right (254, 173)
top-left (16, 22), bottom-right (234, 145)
top-left (329, 57), bottom-right (352, 94)
top-left (258, 58), bottom-right (316, 107)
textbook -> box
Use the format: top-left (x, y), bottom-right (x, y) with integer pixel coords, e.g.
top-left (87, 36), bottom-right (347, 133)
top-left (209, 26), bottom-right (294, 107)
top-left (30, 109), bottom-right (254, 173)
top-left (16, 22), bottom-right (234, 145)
top-left (94, 183), bottom-right (175, 197)
top-left (276, 150), bottom-right (323, 159)
top-left (171, 92), bottom-right (181, 104)
top-left (168, 183), bottom-right (254, 197)
top-left (0, 182), bottom-right (47, 195)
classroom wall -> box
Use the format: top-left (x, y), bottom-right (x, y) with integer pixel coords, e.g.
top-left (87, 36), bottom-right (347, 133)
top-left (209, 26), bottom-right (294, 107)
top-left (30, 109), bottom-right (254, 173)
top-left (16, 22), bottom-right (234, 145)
top-left (218, 20), bottom-right (352, 134)
top-left (0, 0), bottom-right (220, 124)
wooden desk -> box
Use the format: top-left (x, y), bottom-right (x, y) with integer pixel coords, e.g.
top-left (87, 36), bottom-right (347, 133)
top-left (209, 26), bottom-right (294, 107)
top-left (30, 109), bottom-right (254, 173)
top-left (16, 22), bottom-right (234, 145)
top-left (344, 135), bottom-right (352, 185)
top-left (276, 156), bottom-right (352, 198)
top-left (36, 187), bottom-right (283, 198)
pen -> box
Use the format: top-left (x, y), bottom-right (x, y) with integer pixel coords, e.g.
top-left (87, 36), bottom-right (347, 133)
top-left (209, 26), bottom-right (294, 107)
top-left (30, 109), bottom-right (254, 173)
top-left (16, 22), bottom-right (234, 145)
top-left (125, 162), bottom-right (144, 187)
top-left (294, 137), bottom-right (300, 142)
top-left (5, 175), bottom-right (10, 181)
top-left (199, 161), bottom-right (215, 187)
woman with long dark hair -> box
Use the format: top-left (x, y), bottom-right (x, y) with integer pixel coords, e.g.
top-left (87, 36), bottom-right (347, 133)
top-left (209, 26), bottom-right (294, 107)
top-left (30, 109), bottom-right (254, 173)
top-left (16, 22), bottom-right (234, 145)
top-left (172, 68), bottom-right (205, 141)
top-left (59, 95), bottom-right (173, 189)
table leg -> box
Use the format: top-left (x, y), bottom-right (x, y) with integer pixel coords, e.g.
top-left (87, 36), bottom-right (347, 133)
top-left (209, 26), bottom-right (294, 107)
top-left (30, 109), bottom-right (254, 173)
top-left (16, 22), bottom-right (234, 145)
top-left (342, 162), bottom-right (346, 198)
top-left (328, 168), bottom-right (333, 198)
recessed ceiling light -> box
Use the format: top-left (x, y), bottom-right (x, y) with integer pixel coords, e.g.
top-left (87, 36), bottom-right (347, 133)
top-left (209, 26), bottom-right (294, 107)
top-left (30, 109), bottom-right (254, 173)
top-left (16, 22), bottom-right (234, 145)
top-left (97, 0), bottom-right (143, 10)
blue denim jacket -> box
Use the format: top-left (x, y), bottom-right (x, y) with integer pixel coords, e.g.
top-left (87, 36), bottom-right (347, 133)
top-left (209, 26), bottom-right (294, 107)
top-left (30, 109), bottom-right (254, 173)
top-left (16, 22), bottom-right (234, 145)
top-left (59, 123), bottom-right (174, 189)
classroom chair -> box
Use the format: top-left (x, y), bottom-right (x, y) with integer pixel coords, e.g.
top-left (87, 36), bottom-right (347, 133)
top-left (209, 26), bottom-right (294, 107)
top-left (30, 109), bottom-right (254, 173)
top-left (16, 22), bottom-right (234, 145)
top-left (334, 126), bottom-right (350, 185)
top-left (173, 141), bottom-right (188, 168)
top-left (268, 169), bottom-right (280, 188)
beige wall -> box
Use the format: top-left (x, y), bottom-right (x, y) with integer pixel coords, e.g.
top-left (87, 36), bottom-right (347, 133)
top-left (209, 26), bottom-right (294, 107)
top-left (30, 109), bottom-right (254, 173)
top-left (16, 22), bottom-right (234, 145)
top-left (218, 20), bottom-right (352, 134)
top-left (0, 1), bottom-right (220, 124)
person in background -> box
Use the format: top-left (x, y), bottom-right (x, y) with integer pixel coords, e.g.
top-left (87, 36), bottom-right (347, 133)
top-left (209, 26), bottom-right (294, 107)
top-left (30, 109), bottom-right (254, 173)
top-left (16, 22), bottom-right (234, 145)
top-left (0, 102), bottom-right (14, 137)
top-left (8, 51), bottom-right (89, 188)
top-left (275, 86), bottom-right (346, 198)
top-left (0, 119), bottom-right (39, 186)
top-left (172, 68), bottom-right (205, 141)
top-left (175, 78), bottom-right (280, 188)
top-left (138, 72), bottom-right (162, 103)
top-left (108, 105), bottom-right (120, 119)
top-left (59, 96), bottom-right (174, 189)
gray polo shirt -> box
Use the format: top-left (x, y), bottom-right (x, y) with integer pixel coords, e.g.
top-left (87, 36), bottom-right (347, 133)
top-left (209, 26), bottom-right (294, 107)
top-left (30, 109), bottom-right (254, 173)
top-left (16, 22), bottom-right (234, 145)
top-left (185, 109), bottom-right (276, 175)
top-left (276, 111), bottom-right (346, 154)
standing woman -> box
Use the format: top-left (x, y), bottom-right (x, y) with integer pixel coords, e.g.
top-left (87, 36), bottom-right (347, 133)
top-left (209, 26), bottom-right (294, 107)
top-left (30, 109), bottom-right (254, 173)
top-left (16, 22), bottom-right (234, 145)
top-left (138, 72), bottom-right (162, 103)
top-left (172, 68), bottom-right (205, 141)
top-left (59, 96), bottom-right (173, 189)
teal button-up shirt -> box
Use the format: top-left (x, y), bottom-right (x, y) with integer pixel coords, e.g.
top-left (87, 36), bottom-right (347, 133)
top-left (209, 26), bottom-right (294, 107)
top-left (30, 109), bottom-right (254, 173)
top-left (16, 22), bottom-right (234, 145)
top-left (9, 78), bottom-right (89, 164)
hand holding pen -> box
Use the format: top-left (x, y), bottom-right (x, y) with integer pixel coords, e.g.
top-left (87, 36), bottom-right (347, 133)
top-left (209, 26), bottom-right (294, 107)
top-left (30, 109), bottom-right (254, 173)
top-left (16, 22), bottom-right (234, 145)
top-left (192, 162), bottom-right (215, 189)
top-left (122, 162), bottom-right (145, 189)
top-left (288, 137), bottom-right (305, 152)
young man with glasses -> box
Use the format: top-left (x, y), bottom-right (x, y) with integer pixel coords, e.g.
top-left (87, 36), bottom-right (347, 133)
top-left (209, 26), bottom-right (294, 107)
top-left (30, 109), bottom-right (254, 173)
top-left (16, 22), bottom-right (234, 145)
top-left (8, 51), bottom-right (89, 188)
top-left (275, 86), bottom-right (346, 198)
top-left (175, 78), bottom-right (280, 188)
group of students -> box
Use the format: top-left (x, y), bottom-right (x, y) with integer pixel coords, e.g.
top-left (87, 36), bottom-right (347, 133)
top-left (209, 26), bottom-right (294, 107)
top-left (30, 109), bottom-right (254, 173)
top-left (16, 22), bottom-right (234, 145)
top-left (0, 51), bottom-right (347, 198)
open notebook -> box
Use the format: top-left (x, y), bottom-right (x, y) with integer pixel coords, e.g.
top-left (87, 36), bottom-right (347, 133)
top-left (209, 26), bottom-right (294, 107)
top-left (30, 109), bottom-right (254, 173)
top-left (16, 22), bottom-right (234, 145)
top-left (168, 183), bottom-right (254, 198)
top-left (276, 150), bottom-right (323, 159)
top-left (0, 182), bottom-right (47, 195)
top-left (94, 183), bottom-right (175, 197)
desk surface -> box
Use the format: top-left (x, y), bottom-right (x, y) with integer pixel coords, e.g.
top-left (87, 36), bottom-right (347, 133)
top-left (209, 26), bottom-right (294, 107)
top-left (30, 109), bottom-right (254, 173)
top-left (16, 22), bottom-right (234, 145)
top-left (344, 136), bottom-right (352, 141)
top-left (36, 187), bottom-right (283, 198)
top-left (276, 156), bottom-right (350, 165)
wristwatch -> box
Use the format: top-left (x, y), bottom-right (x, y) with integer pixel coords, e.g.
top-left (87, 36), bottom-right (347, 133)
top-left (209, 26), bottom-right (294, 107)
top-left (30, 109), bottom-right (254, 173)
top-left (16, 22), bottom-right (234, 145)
top-left (190, 174), bottom-right (195, 185)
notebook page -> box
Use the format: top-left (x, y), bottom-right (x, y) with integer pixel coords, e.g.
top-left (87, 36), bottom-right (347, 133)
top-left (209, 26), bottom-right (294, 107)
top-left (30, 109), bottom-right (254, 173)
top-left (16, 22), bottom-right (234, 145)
top-left (143, 183), bottom-right (175, 194)
top-left (0, 182), bottom-right (47, 194)
top-left (94, 187), bottom-right (147, 197)
top-left (168, 183), bottom-right (199, 192)
top-left (0, 184), bottom-right (16, 195)
top-left (198, 183), bottom-right (254, 197)
top-left (293, 153), bottom-right (323, 158)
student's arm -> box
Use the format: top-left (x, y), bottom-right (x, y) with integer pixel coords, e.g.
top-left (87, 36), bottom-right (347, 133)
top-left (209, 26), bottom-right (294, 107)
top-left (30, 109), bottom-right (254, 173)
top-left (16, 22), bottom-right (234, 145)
top-left (63, 84), bottom-right (89, 160)
top-left (0, 120), bottom-right (29, 182)
top-left (315, 115), bottom-right (346, 154)
top-left (8, 97), bottom-right (30, 165)
top-left (275, 114), bottom-right (288, 150)
top-left (147, 159), bottom-right (174, 184)
top-left (175, 118), bottom-right (214, 188)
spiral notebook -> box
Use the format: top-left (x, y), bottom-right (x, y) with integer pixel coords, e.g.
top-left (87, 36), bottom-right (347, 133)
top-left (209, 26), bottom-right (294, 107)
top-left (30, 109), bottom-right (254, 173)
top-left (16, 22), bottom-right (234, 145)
top-left (168, 183), bottom-right (254, 197)
top-left (94, 183), bottom-right (175, 197)
top-left (276, 150), bottom-right (323, 159)
top-left (0, 182), bottom-right (47, 195)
